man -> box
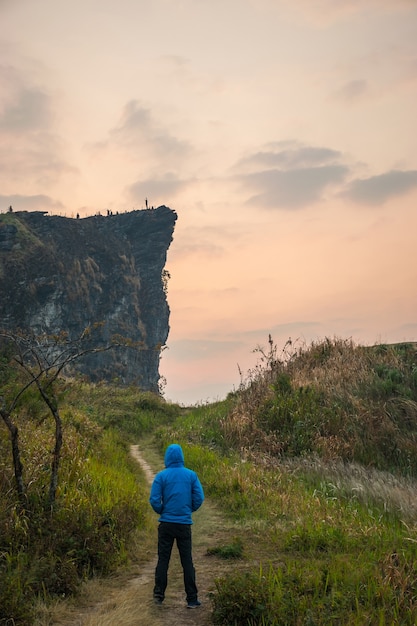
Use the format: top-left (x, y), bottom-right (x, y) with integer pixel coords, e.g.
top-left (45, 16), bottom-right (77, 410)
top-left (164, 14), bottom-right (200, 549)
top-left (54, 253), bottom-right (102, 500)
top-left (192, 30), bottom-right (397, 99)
top-left (149, 443), bottom-right (205, 608)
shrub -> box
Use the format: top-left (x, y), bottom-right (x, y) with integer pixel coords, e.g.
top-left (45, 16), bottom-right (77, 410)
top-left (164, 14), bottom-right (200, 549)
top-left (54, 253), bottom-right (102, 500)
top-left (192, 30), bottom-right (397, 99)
top-left (211, 554), bottom-right (417, 625)
top-left (207, 537), bottom-right (244, 559)
top-left (211, 569), bottom-right (272, 625)
top-left (0, 381), bottom-right (152, 621)
top-left (216, 338), bottom-right (417, 476)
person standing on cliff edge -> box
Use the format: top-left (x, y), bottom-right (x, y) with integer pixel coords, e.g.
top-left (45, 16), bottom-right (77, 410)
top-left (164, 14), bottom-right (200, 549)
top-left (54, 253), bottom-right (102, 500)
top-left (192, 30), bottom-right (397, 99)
top-left (149, 443), bottom-right (204, 608)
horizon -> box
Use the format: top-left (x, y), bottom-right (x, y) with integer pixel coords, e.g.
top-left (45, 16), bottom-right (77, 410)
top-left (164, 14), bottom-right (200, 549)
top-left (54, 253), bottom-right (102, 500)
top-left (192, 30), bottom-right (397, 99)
top-left (1, 0), bottom-right (416, 405)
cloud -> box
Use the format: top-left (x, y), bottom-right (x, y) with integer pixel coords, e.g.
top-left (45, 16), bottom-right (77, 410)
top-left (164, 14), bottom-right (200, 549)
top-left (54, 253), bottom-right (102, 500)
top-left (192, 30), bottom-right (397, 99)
top-left (331, 79), bottom-right (369, 103)
top-left (0, 64), bottom-right (76, 189)
top-left (170, 223), bottom-right (249, 260)
top-left (109, 99), bottom-right (192, 161)
top-left (0, 86), bottom-right (50, 131)
top-left (0, 63), bottom-right (52, 132)
top-left (0, 194), bottom-right (64, 212)
top-left (342, 170), bottom-right (417, 205)
top-left (169, 240), bottom-right (225, 260)
top-left (0, 131), bottom-right (77, 187)
top-left (0, 0), bottom-right (15, 10)
top-left (234, 141), bottom-right (349, 209)
top-left (127, 173), bottom-right (190, 205)
top-left (241, 320), bottom-right (322, 340)
top-left (284, 0), bottom-right (415, 24)
top-left (169, 226), bottom-right (233, 260)
top-left (235, 142), bottom-right (417, 210)
top-left (241, 164), bottom-right (349, 209)
top-left (238, 143), bottom-right (343, 170)
top-left (166, 338), bottom-right (244, 362)
top-left (398, 323), bottom-right (417, 335)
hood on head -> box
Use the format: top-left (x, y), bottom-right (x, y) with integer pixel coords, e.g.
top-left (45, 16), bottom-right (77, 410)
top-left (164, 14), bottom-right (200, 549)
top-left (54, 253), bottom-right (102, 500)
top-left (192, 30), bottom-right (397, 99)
top-left (164, 444), bottom-right (185, 468)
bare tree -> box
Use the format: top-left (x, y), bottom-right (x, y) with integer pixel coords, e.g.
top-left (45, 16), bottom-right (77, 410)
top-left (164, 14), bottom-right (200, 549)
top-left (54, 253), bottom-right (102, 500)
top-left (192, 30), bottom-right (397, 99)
top-left (0, 325), bottom-right (118, 509)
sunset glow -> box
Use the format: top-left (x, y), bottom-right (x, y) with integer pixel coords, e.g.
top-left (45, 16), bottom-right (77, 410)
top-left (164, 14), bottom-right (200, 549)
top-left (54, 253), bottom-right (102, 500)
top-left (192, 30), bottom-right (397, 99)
top-left (1, 0), bottom-right (416, 404)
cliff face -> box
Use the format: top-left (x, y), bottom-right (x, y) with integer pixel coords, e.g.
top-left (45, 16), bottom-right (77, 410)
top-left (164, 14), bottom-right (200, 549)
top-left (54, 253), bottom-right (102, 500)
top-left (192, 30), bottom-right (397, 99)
top-left (0, 206), bottom-right (177, 392)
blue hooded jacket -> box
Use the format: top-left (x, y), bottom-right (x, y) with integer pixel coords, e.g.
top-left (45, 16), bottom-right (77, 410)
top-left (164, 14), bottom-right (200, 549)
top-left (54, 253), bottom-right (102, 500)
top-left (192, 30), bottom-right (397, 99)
top-left (149, 444), bottom-right (204, 524)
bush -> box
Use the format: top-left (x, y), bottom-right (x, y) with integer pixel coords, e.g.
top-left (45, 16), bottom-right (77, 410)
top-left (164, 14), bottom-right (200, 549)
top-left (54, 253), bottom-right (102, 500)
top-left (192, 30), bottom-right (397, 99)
top-left (216, 338), bottom-right (417, 476)
top-left (207, 537), bottom-right (244, 559)
top-left (0, 550), bottom-right (35, 624)
top-left (210, 554), bottom-right (417, 625)
top-left (0, 383), bottom-right (152, 622)
top-left (68, 383), bottom-right (180, 440)
top-left (211, 569), bottom-right (272, 625)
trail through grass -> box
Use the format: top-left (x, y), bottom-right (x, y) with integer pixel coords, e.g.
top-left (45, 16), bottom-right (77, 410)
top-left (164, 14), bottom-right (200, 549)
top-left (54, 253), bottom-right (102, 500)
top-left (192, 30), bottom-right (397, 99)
top-left (37, 438), bottom-right (238, 626)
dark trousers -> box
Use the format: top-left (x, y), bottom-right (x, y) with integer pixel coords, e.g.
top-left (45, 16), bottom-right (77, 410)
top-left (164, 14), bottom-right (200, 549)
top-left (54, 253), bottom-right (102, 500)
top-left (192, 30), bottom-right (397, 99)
top-left (154, 521), bottom-right (198, 603)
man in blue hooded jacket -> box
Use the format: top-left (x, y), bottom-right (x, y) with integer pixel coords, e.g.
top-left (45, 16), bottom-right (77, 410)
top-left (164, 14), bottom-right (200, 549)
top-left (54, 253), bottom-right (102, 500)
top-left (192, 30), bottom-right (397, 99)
top-left (149, 443), bottom-right (205, 608)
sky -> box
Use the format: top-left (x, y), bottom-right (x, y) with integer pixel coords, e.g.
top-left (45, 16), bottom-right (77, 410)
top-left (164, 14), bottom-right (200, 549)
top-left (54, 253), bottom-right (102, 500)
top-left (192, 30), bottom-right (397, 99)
top-left (1, 0), bottom-right (417, 405)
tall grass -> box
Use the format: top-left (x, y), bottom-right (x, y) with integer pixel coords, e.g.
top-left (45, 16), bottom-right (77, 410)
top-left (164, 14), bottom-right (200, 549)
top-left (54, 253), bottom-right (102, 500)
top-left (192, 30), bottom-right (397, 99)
top-left (151, 433), bottom-right (417, 623)
top-left (65, 381), bottom-right (179, 439)
top-left (153, 337), bottom-right (417, 624)
top-left (0, 379), bottom-right (177, 624)
top-left (2, 336), bottom-right (417, 624)
top-left (219, 338), bottom-right (417, 475)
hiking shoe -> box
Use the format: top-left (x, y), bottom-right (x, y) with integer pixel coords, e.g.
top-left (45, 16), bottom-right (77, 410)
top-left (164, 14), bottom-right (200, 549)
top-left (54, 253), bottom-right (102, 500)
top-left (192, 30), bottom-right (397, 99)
top-left (154, 597), bottom-right (163, 605)
top-left (187, 600), bottom-right (201, 609)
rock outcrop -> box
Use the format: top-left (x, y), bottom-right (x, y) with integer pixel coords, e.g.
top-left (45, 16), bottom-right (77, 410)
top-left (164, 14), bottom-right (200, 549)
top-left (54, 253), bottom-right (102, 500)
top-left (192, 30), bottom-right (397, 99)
top-left (0, 206), bottom-right (177, 392)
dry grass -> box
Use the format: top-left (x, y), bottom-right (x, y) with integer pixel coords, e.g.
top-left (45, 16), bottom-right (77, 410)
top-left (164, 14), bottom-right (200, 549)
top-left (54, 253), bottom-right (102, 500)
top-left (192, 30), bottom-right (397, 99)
top-left (279, 455), bottom-right (417, 520)
top-left (219, 337), bottom-right (417, 473)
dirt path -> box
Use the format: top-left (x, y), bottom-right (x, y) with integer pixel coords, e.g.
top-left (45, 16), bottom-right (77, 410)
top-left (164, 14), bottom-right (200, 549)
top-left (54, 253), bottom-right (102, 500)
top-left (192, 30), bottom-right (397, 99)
top-left (130, 444), bottom-right (156, 483)
top-left (43, 442), bottom-right (237, 626)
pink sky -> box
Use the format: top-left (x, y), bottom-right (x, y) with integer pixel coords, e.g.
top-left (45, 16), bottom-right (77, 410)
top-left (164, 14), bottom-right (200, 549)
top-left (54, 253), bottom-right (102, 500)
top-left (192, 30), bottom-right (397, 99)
top-left (1, 0), bottom-right (416, 404)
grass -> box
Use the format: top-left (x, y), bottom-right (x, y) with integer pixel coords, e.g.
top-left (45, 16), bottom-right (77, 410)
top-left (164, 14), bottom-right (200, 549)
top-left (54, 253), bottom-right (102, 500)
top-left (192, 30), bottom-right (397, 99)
top-left (206, 537), bottom-right (244, 559)
top-left (2, 336), bottom-right (417, 624)
top-left (150, 337), bottom-right (417, 624)
top-left (149, 435), bottom-right (417, 624)
top-left (0, 379), bottom-right (176, 624)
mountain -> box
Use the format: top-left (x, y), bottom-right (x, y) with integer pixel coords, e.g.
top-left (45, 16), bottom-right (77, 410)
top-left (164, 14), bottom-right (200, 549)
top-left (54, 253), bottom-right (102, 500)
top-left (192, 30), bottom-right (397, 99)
top-left (0, 206), bottom-right (177, 392)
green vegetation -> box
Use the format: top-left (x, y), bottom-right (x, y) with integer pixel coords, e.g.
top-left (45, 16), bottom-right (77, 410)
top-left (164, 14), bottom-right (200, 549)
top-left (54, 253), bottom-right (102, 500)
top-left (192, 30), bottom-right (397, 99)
top-left (0, 374), bottom-right (177, 624)
top-left (153, 337), bottom-right (417, 624)
top-left (0, 211), bottom-right (45, 257)
top-left (206, 537), bottom-right (244, 559)
top-left (2, 336), bottom-right (417, 624)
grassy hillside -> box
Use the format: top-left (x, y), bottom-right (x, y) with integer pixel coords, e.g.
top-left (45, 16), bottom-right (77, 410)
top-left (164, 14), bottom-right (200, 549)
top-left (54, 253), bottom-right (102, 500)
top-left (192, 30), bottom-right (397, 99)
top-left (1, 337), bottom-right (417, 624)
top-left (0, 374), bottom-right (178, 624)
top-left (151, 338), bottom-right (417, 624)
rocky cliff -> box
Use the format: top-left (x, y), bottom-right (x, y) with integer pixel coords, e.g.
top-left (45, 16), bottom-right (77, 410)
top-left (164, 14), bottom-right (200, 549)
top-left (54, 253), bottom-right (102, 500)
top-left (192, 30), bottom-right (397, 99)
top-left (0, 206), bottom-right (177, 392)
